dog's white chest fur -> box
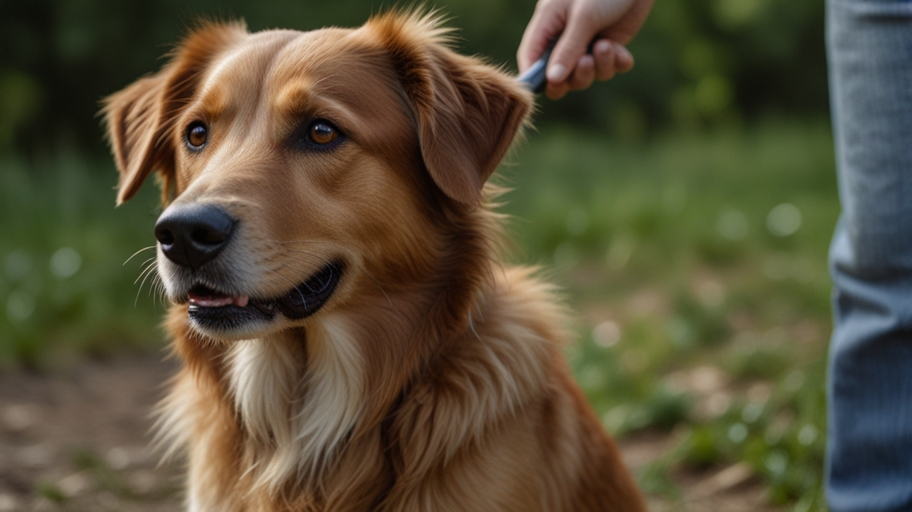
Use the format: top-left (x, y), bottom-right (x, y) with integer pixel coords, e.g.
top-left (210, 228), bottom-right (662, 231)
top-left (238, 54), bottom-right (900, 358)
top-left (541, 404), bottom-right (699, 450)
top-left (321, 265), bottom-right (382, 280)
top-left (226, 315), bottom-right (366, 493)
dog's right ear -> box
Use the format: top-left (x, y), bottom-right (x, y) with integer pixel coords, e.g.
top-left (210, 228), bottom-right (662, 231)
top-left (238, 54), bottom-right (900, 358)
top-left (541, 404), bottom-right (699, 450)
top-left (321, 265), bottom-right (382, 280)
top-left (102, 22), bottom-right (246, 205)
top-left (366, 12), bottom-right (533, 206)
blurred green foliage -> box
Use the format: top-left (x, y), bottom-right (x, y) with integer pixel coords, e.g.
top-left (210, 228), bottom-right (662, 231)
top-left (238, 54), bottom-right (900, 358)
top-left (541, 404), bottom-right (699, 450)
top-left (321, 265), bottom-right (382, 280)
top-left (500, 121), bottom-right (834, 508)
top-left (0, 152), bottom-right (162, 366)
top-left (0, 0), bottom-right (826, 157)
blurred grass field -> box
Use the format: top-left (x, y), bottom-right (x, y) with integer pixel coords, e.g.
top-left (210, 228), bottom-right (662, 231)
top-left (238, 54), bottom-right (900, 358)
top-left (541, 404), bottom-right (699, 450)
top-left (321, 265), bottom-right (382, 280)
top-left (503, 120), bottom-right (835, 509)
top-left (0, 120), bottom-right (837, 509)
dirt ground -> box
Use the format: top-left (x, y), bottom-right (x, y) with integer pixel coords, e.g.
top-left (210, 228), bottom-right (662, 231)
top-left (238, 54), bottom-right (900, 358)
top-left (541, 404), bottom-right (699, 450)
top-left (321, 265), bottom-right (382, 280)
top-left (0, 354), bottom-right (783, 511)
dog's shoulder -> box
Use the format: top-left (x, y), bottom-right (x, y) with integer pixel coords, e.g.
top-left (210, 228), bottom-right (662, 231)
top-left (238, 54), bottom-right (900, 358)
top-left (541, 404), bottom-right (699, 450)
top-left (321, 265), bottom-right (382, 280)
top-left (485, 265), bottom-right (570, 343)
top-left (388, 265), bottom-right (567, 462)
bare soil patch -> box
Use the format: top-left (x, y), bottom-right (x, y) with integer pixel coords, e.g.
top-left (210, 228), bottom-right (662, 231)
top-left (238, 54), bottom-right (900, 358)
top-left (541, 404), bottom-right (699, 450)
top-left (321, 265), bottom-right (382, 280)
top-left (0, 354), bottom-right (782, 511)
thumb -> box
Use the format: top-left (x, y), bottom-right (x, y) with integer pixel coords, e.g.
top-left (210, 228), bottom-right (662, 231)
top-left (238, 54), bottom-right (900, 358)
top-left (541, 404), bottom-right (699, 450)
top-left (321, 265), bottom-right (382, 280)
top-left (546, 18), bottom-right (595, 83)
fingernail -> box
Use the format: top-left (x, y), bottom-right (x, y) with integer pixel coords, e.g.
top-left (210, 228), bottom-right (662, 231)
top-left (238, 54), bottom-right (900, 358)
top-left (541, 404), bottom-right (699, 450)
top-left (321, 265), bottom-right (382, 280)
top-left (594, 40), bottom-right (611, 56)
top-left (616, 45), bottom-right (634, 69)
top-left (547, 64), bottom-right (567, 82)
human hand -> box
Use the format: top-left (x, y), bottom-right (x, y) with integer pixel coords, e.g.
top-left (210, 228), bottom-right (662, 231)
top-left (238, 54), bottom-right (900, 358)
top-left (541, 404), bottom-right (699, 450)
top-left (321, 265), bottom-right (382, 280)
top-left (517, 0), bottom-right (654, 99)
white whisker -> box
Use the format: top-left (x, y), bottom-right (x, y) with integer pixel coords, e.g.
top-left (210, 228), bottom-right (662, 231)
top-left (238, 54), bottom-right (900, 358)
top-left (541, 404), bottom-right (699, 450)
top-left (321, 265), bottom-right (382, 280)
top-left (361, 269), bottom-right (393, 308)
top-left (272, 266), bottom-right (308, 304)
top-left (124, 245), bottom-right (156, 266)
top-left (135, 261), bottom-right (159, 308)
top-left (134, 258), bottom-right (158, 285)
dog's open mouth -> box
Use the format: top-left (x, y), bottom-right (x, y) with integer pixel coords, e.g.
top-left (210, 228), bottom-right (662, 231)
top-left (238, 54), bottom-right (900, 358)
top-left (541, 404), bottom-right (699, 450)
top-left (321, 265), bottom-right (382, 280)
top-left (186, 262), bottom-right (343, 331)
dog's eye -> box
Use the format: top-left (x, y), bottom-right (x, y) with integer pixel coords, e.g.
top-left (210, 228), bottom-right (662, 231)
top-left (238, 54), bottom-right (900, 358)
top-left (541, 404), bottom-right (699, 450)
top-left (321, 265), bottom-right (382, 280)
top-left (186, 122), bottom-right (208, 150)
top-left (308, 121), bottom-right (340, 146)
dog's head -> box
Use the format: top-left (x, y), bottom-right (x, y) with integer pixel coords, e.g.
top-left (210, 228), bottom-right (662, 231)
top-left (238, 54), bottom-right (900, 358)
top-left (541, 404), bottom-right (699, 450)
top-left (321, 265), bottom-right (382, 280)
top-left (103, 12), bottom-right (532, 341)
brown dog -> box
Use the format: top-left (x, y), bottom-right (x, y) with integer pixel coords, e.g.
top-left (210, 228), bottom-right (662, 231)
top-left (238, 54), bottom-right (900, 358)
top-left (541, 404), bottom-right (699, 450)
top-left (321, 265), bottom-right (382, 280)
top-left (103, 11), bottom-right (646, 512)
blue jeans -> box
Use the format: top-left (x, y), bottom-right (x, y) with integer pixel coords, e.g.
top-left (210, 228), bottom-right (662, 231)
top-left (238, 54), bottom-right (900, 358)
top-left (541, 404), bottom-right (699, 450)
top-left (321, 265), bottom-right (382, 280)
top-left (827, 0), bottom-right (912, 510)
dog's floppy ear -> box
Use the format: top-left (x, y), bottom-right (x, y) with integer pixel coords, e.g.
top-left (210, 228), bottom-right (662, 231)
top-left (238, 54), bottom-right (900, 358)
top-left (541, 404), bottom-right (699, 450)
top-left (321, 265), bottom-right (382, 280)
top-left (102, 22), bottom-right (246, 205)
top-left (368, 13), bottom-right (533, 205)
top-left (103, 73), bottom-right (172, 206)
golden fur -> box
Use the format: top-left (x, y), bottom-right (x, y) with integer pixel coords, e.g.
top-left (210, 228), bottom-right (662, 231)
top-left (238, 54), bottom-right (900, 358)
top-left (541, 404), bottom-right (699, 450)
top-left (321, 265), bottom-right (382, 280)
top-left (103, 11), bottom-right (646, 511)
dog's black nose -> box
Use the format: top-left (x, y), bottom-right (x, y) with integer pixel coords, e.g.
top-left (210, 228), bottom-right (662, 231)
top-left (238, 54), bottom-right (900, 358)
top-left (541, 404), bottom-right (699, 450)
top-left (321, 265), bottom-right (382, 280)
top-left (154, 204), bottom-right (236, 270)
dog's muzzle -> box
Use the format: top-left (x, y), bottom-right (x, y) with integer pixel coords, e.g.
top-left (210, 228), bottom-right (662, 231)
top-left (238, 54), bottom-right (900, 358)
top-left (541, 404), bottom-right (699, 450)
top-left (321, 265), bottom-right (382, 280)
top-left (153, 203), bottom-right (343, 333)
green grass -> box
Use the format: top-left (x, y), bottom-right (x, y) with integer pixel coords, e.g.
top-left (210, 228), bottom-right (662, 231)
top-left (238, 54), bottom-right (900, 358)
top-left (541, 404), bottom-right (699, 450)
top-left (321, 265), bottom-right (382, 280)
top-left (0, 120), bottom-right (837, 508)
top-left (502, 119), bottom-right (836, 509)
top-left (0, 150), bottom-right (164, 366)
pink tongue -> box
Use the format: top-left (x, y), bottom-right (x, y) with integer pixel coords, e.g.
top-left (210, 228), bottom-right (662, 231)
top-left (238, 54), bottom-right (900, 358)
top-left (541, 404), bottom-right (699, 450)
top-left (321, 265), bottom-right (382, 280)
top-left (189, 293), bottom-right (249, 308)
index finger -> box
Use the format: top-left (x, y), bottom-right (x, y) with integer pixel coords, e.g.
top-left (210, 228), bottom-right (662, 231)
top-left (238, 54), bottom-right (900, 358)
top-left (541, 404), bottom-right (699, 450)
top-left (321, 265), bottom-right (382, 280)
top-left (517, 1), bottom-right (567, 72)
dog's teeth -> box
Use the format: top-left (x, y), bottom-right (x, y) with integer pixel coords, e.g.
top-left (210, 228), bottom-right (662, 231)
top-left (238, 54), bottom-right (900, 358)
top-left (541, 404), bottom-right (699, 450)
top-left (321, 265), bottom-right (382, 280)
top-left (190, 296), bottom-right (233, 307)
top-left (188, 292), bottom-right (249, 308)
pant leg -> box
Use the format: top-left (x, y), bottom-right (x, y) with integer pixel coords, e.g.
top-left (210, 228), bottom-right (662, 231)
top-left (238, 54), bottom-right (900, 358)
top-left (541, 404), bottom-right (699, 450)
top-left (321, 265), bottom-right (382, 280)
top-left (826, 0), bottom-right (912, 510)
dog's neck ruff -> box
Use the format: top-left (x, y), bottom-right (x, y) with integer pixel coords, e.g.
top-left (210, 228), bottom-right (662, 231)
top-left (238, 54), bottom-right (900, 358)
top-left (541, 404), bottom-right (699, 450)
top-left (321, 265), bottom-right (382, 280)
top-left (226, 314), bottom-right (366, 495)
